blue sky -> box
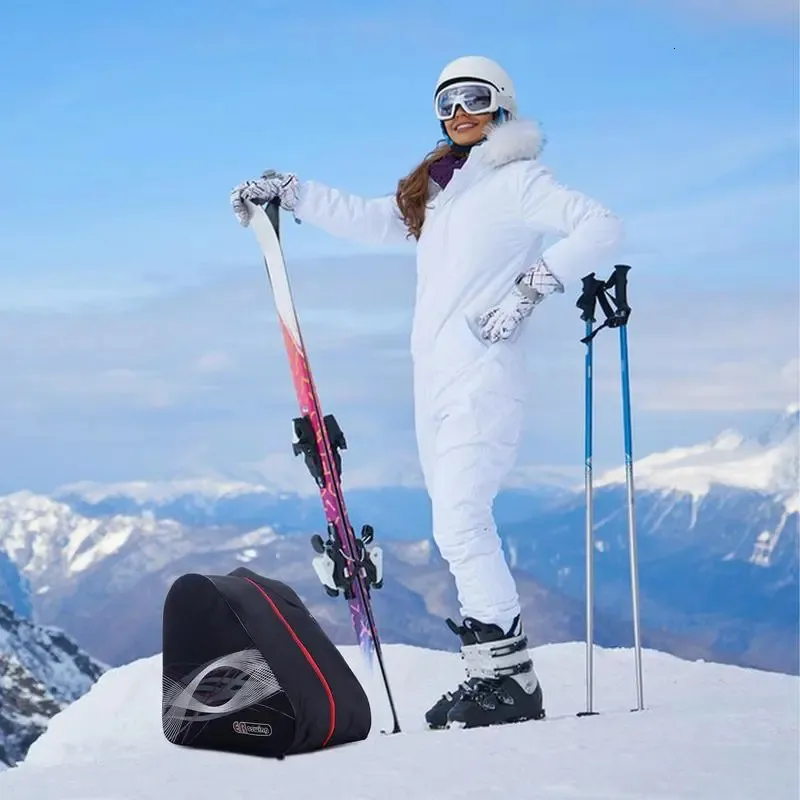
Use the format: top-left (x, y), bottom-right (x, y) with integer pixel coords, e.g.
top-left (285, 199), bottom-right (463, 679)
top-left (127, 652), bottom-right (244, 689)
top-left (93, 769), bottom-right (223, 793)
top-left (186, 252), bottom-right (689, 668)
top-left (0, 0), bottom-right (797, 492)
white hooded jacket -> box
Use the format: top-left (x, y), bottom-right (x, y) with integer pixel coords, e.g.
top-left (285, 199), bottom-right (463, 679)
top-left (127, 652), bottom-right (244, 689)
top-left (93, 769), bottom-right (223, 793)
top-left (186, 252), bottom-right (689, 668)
top-left (291, 119), bottom-right (623, 629)
top-left (292, 118), bottom-right (623, 376)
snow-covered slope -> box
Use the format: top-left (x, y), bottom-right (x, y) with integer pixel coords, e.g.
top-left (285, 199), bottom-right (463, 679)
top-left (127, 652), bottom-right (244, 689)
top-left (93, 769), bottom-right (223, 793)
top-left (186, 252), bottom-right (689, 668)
top-left (597, 404), bottom-right (799, 511)
top-left (0, 642), bottom-right (797, 799)
top-left (0, 603), bottom-right (105, 768)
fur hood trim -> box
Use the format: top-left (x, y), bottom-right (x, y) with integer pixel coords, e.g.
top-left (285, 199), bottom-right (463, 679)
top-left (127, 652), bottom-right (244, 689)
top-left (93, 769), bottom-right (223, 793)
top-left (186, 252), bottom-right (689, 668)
top-left (480, 118), bottom-right (544, 166)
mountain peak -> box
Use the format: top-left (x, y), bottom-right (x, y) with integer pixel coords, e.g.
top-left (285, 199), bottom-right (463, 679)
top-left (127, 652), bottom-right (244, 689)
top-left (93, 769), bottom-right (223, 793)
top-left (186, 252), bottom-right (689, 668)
top-left (756, 404), bottom-right (799, 449)
top-left (0, 602), bottom-right (104, 767)
top-left (597, 408), bottom-right (799, 510)
top-left (55, 478), bottom-right (274, 505)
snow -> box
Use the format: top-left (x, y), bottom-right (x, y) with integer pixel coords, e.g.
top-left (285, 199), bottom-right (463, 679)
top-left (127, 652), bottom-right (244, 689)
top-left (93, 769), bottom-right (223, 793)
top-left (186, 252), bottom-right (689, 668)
top-left (56, 478), bottom-right (275, 504)
top-left (596, 406), bottom-right (799, 512)
top-left (235, 548), bottom-right (259, 562)
top-left (0, 490), bottom-right (285, 587)
top-left (55, 463), bottom-right (579, 504)
top-left (0, 603), bottom-right (105, 768)
top-left (67, 519), bottom-right (135, 574)
top-left (393, 539), bottom-right (434, 566)
top-left (0, 491), bottom-right (188, 579)
top-left (1, 642), bottom-right (797, 799)
top-left (57, 464), bottom-right (428, 500)
top-left (0, 606), bottom-right (104, 705)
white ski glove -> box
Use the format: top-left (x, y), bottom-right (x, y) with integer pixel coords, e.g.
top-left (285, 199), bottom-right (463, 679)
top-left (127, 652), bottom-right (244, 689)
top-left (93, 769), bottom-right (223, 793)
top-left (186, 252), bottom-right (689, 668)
top-left (230, 170), bottom-right (300, 227)
top-left (475, 258), bottom-right (565, 343)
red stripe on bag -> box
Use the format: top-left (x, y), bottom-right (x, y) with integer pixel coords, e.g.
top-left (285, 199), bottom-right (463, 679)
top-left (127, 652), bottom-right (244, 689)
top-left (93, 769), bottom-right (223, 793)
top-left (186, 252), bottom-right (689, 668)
top-left (244, 578), bottom-right (336, 747)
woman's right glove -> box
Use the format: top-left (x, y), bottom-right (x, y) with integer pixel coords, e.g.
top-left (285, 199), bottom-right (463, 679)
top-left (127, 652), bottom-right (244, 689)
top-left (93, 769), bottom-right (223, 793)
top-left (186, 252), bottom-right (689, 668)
top-left (230, 170), bottom-right (299, 226)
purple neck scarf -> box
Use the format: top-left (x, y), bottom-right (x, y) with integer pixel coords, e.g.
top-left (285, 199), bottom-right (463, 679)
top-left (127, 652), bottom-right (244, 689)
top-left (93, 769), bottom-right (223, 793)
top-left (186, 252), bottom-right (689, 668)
top-left (429, 149), bottom-right (470, 189)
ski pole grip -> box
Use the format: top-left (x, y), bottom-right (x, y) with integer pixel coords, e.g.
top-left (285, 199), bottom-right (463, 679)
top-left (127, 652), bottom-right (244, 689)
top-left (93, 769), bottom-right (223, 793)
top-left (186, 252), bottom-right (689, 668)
top-left (577, 273), bottom-right (602, 322)
top-left (608, 264), bottom-right (631, 317)
top-left (265, 198), bottom-right (281, 239)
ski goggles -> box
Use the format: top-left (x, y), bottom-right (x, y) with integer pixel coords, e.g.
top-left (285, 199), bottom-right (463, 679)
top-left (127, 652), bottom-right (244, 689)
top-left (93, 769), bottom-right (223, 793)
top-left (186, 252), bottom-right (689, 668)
top-left (434, 81), bottom-right (501, 121)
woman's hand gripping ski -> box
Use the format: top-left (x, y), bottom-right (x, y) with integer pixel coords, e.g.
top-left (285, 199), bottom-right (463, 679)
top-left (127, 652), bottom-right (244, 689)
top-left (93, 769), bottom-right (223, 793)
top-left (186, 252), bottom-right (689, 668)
top-left (230, 170), bottom-right (299, 226)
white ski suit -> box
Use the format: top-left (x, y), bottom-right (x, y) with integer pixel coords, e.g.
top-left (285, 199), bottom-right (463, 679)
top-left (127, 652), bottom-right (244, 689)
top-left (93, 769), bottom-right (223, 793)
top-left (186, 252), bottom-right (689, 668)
top-left (292, 119), bottom-right (624, 632)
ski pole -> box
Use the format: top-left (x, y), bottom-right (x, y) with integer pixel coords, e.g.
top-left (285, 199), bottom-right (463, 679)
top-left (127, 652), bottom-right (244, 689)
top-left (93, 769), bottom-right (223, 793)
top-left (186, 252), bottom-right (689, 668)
top-left (575, 265), bottom-right (644, 715)
top-left (575, 273), bottom-right (606, 717)
top-left (611, 267), bottom-right (644, 713)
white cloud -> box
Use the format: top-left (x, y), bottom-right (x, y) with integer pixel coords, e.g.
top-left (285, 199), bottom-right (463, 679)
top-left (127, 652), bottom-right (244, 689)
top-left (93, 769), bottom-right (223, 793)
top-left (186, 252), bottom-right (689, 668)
top-left (194, 350), bottom-right (234, 375)
top-left (564, 125), bottom-right (799, 209)
top-left (0, 108), bottom-right (796, 491)
top-left (630, 357), bottom-right (799, 412)
top-left (0, 246), bottom-right (795, 493)
top-left (781, 357), bottom-right (799, 385)
top-left (552, 282), bottom-right (799, 414)
top-left (623, 182), bottom-right (799, 265)
top-left (0, 255), bottom-right (419, 489)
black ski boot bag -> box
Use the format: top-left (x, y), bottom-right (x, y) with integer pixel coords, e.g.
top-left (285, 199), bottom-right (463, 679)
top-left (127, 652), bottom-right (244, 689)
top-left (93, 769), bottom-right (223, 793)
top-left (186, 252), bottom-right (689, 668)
top-left (161, 567), bottom-right (371, 758)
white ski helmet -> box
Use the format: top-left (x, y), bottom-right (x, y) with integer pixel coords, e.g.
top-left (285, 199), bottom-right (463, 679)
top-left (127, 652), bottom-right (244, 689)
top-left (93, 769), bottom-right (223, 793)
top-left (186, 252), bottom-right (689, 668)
top-left (434, 55), bottom-right (518, 119)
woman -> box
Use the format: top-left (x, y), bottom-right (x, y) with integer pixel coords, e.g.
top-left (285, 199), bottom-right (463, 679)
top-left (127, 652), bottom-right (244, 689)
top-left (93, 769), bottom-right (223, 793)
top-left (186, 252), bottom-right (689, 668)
top-left (230, 55), bottom-right (624, 730)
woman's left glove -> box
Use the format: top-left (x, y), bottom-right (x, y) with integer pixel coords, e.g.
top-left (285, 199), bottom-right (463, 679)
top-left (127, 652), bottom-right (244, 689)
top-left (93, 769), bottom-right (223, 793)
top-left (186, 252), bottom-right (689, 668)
top-left (476, 259), bottom-right (564, 343)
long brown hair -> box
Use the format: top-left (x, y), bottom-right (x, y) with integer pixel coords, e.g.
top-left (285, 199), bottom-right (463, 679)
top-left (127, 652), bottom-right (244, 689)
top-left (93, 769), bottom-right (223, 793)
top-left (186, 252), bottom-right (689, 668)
top-left (395, 142), bottom-right (454, 240)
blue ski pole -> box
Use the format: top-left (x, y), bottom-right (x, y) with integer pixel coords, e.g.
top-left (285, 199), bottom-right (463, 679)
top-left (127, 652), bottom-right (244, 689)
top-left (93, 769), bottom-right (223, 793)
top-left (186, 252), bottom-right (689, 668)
top-left (576, 265), bottom-right (644, 715)
top-left (576, 273), bottom-right (605, 716)
top-left (610, 267), bottom-right (644, 713)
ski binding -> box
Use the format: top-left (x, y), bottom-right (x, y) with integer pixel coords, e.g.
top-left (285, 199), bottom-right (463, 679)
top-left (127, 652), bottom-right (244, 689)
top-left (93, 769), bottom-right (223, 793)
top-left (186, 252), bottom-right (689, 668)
top-left (311, 524), bottom-right (384, 599)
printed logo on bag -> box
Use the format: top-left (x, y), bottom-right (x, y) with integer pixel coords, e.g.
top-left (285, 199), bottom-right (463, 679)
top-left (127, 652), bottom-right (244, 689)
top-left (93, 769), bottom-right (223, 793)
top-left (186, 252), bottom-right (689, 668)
top-left (232, 721), bottom-right (273, 737)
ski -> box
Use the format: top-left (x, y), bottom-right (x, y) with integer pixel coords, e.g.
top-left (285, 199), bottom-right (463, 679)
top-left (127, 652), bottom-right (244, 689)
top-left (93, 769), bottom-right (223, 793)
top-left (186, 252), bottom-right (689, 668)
top-left (244, 198), bottom-right (401, 734)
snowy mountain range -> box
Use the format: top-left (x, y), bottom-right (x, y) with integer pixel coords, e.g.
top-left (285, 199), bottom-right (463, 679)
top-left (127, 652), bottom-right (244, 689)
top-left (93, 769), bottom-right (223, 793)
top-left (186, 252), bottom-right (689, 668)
top-left (598, 409), bottom-right (799, 511)
top-left (0, 494), bottom-right (687, 667)
top-left (1, 641), bottom-right (797, 799)
top-left (53, 480), bottom-right (568, 541)
top-left (0, 406), bottom-right (796, 676)
top-left (511, 406), bottom-right (799, 672)
top-left (54, 406), bottom-right (798, 559)
top-left (0, 603), bottom-right (105, 768)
